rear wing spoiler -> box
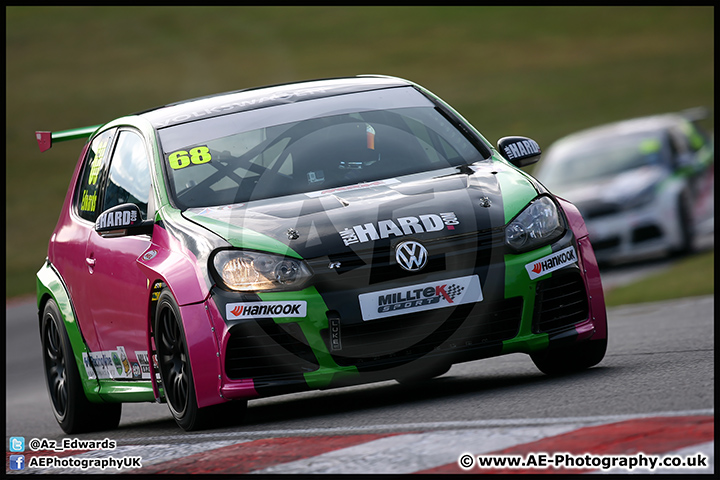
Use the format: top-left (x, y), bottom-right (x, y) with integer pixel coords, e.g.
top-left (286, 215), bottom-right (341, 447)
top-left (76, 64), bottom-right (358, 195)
top-left (35, 125), bottom-right (102, 152)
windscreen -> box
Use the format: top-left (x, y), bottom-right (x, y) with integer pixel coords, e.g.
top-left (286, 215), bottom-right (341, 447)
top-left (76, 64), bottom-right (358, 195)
top-left (537, 132), bottom-right (669, 189)
top-left (157, 88), bottom-right (486, 209)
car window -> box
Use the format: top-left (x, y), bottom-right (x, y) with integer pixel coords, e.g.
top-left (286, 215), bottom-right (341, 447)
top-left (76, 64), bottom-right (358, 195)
top-left (677, 119), bottom-right (709, 153)
top-left (538, 132), bottom-right (668, 188)
top-left (75, 128), bottom-right (116, 222)
top-left (103, 130), bottom-right (151, 220)
top-left (158, 89), bottom-right (484, 209)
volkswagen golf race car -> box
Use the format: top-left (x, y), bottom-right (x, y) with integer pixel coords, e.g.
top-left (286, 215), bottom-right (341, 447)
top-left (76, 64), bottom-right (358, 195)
top-left (533, 109), bottom-right (714, 264)
top-left (36, 75), bottom-right (607, 433)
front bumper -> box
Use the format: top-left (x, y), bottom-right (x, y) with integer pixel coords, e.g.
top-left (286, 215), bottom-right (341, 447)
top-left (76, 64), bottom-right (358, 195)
top-left (584, 199), bottom-right (681, 263)
top-left (197, 224), bottom-right (606, 405)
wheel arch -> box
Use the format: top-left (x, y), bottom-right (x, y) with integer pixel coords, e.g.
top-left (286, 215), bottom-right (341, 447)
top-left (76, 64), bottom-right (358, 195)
top-left (36, 260), bottom-right (104, 401)
top-left (137, 262), bottom-right (225, 410)
top-left (658, 176), bottom-right (690, 249)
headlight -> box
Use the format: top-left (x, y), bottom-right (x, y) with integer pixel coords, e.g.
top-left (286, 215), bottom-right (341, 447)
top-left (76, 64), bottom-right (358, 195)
top-left (624, 184), bottom-right (656, 210)
top-left (505, 196), bottom-right (565, 252)
top-left (212, 250), bottom-right (313, 292)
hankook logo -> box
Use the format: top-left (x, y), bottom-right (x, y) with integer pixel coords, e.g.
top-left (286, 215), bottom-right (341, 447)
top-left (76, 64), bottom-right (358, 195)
top-left (395, 241), bottom-right (428, 272)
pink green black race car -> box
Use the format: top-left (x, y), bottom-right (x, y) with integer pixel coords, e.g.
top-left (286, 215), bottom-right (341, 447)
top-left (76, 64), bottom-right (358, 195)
top-left (36, 75), bottom-right (607, 432)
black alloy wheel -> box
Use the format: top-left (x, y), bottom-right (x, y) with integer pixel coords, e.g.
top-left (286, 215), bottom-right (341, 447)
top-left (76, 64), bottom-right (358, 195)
top-left (155, 290), bottom-right (247, 431)
top-left (40, 298), bottom-right (121, 433)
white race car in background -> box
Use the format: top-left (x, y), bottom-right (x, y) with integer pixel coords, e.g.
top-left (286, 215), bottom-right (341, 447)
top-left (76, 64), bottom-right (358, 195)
top-left (534, 108), bottom-right (714, 265)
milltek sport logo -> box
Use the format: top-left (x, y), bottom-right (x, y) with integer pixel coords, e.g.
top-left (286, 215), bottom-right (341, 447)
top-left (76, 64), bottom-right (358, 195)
top-left (358, 275), bottom-right (482, 321)
top-left (226, 301), bottom-right (307, 320)
top-left (525, 246), bottom-right (578, 280)
top-left (339, 212), bottom-right (459, 247)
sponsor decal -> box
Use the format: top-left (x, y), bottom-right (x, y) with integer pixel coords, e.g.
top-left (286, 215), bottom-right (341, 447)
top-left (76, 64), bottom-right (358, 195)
top-left (94, 352), bottom-right (111, 379)
top-left (359, 275), bottom-right (483, 321)
top-left (305, 178), bottom-right (401, 198)
top-left (142, 250), bottom-right (158, 261)
top-left (85, 352), bottom-right (111, 379)
top-left (154, 88), bottom-right (329, 127)
top-left (167, 146), bottom-right (212, 170)
top-left (502, 138), bottom-right (540, 160)
top-left (117, 346), bottom-right (131, 375)
top-left (80, 189), bottom-right (98, 212)
top-left (88, 137), bottom-right (110, 185)
top-left (101, 352), bottom-right (114, 377)
top-left (80, 348), bottom-right (151, 380)
top-left (82, 353), bottom-right (97, 380)
top-left (395, 241), bottom-right (428, 272)
top-left (96, 208), bottom-right (138, 229)
top-left (226, 301), bottom-right (307, 320)
top-left (340, 212), bottom-right (459, 247)
top-left (329, 317), bottom-right (342, 351)
top-left (525, 246), bottom-right (578, 280)
top-left (111, 352), bottom-right (123, 375)
top-left (135, 351), bottom-right (152, 380)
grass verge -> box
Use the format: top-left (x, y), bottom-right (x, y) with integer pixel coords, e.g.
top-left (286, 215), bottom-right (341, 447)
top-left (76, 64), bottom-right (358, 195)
top-left (603, 250), bottom-right (714, 307)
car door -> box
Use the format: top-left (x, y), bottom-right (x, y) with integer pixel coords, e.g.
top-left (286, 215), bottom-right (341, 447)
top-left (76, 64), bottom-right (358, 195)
top-left (83, 128), bottom-right (154, 377)
top-left (51, 128), bottom-right (117, 353)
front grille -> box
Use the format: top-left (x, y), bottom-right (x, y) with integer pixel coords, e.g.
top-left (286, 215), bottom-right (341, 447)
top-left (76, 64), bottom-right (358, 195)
top-left (225, 320), bottom-right (318, 380)
top-left (326, 297), bottom-right (523, 368)
top-left (632, 225), bottom-right (662, 243)
top-left (314, 228), bottom-right (506, 289)
top-left (533, 272), bottom-right (589, 333)
top-left (591, 236), bottom-right (621, 251)
top-left (581, 203), bottom-right (620, 219)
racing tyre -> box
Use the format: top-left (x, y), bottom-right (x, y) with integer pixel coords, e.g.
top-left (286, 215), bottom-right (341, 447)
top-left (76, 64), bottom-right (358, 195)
top-left (530, 338), bottom-right (607, 376)
top-left (155, 290), bottom-right (247, 431)
top-left (41, 298), bottom-right (122, 433)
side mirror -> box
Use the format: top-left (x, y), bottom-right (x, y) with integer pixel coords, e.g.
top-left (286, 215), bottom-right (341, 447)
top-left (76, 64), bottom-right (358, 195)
top-left (95, 203), bottom-right (153, 238)
top-left (497, 136), bottom-right (542, 167)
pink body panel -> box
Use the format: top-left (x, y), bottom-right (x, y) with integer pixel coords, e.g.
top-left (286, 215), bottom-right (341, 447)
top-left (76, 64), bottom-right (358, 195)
top-left (137, 224), bottom-right (209, 306)
top-left (558, 197), bottom-right (608, 341)
top-left (47, 143), bottom-right (102, 351)
top-left (136, 224), bottom-right (259, 406)
top-left (175, 293), bottom-right (259, 405)
top-left (137, 224), bottom-right (221, 407)
top-left (85, 231), bottom-right (151, 356)
top-left (577, 236), bottom-right (608, 340)
top-left (205, 298), bottom-right (260, 401)
top-left (178, 302), bottom-right (226, 408)
top-left (557, 196), bottom-right (589, 239)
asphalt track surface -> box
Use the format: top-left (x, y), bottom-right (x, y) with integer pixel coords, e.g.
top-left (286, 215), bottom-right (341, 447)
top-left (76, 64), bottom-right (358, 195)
top-left (6, 282), bottom-right (714, 474)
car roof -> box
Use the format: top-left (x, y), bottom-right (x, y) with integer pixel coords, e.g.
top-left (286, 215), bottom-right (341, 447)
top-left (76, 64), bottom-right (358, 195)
top-left (138, 75), bottom-right (415, 129)
top-left (551, 113), bottom-right (688, 148)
